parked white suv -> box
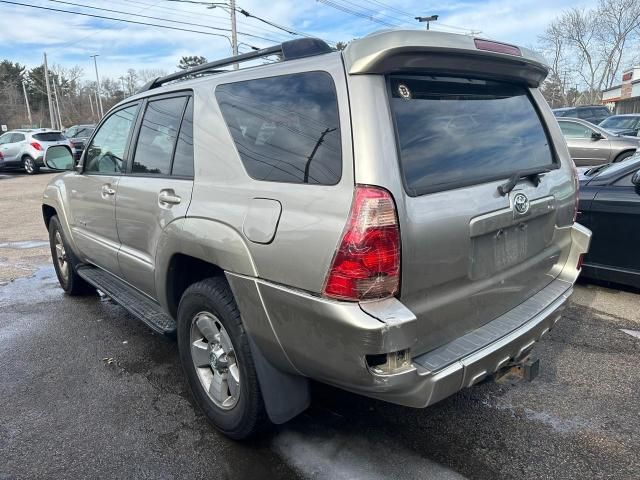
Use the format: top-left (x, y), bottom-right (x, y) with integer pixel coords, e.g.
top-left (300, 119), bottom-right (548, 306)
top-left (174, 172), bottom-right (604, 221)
top-left (0, 129), bottom-right (74, 174)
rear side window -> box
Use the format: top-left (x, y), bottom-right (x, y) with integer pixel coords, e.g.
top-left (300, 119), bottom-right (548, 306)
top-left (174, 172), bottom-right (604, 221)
top-left (132, 96), bottom-right (187, 175)
top-left (389, 76), bottom-right (556, 196)
top-left (32, 132), bottom-right (65, 141)
top-left (11, 133), bottom-right (25, 142)
top-left (215, 72), bottom-right (341, 185)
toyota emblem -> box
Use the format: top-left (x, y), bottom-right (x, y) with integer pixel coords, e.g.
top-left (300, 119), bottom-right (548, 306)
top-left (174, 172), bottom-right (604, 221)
top-left (513, 193), bottom-right (530, 215)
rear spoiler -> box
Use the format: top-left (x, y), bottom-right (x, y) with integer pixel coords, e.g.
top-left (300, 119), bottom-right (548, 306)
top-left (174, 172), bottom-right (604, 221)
top-left (343, 30), bottom-right (549, 87)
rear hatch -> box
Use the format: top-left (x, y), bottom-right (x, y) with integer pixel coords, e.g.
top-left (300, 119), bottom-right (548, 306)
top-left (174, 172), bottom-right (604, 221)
top-left (32, 132), bottom-right (69, 149)
top-left (344, 32), bottom-right (576, 356)
top-left (389, 75), bottom-right (571, 354)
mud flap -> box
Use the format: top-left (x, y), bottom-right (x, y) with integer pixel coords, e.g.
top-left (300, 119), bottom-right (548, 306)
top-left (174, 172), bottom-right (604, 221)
top-left (247, 336), bottom-right (310, 424)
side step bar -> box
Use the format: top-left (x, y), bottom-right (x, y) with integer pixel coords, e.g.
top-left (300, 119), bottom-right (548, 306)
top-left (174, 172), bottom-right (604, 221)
top-left (77, 265), bottom-right (176, 335)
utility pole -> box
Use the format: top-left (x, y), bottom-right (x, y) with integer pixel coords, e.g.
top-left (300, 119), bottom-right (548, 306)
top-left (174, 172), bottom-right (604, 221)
top-left (88, 93), bottom-right (95, 122)
top-left (230, 0), bottom-right (238, 69)
top-left (21, 80), bottom-right (32, 126)
top-left (43, 53), bottom-right (56, 129)
top-left (119, 76), bottom-right (127, 98)
top-left (53, 79), bottom-right (63, 130)
top-left (90, 54), bottom-right (104, 118)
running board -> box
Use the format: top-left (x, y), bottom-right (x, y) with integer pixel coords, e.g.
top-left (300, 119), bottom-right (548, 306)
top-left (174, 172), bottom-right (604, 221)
top-left (77, 265), bottom-right (176, 334)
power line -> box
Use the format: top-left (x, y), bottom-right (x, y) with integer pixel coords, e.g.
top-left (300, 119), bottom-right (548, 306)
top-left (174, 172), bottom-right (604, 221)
top-left (0, 0), bottom-right (246, 44)
top-left (102, 0), bottom-right (292, 40)
top-left (44, 0), bottom-right (272, 44)
top-left (314, 0), bottom-right (398, 27)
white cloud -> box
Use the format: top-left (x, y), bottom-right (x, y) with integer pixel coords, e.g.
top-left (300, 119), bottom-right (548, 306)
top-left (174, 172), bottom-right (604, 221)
top-left (0, 0), bottom-right (599, 82)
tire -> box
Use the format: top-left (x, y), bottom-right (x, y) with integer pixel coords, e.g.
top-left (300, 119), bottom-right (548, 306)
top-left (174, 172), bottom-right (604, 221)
top-left (23, 156), bottom-right (40, 174)
top-left (48, 215), bottom-right (93, 295)
top-left (614, 151), bottom-right (634, 163)
top-left (177, 277), bottom-right (269, 440)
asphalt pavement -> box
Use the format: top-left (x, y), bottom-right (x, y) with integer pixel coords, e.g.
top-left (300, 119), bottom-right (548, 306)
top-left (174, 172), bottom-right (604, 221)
top-left (1, 172), bottom-right (638, 479)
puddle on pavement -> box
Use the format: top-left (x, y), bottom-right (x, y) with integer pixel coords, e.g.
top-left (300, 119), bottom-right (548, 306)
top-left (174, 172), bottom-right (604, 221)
top-left (0, 240), bottom-right (49, 249)
top-left (491, 400), bottom-right (594, 434)
top-left (0, 264), bottom-right (61, 307)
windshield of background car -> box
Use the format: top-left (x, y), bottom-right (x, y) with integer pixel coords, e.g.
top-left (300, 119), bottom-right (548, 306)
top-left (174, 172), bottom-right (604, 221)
top-left (389, 75), bottom-right (556, 196)
top-left (600, 116), bottom-right (640, 129)
top-left (32, 132), bottom-right (65, 142)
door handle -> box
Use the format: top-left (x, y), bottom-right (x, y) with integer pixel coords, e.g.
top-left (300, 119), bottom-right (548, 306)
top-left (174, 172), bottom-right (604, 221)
top-left (101, 184), bottom-right (116, 196)
top-left (158, 190), bottom-right (181, 205)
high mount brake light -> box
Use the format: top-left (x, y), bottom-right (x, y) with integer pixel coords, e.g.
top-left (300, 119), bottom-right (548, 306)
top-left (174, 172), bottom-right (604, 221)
top-left (474, 39), bottom-right (522, 57)
top-left (323, 185), bottom-right (400, 301)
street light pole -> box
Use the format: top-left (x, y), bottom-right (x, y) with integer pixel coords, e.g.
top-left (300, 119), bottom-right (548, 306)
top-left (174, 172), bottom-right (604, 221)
top-left (90, 54), bottom-right (104, 118)
top-left (415, 15), bottom-right (439, 30)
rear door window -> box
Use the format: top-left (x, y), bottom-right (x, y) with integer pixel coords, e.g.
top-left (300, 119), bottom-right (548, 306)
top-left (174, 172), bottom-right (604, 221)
top-left (32, 132), bottom-right (65, 141)
top-left (389, 76), bottom-right (556, 196)
top-left (10, 133), bottom-right (25, 142)
top-left (559, 121), bottom-right (593, 138)
top-left (171, 97), bottom-right (194, 177)
top-left (215, 71), bottom-right (341, 185)
top-left (132, 96), bottom-right (187, 175)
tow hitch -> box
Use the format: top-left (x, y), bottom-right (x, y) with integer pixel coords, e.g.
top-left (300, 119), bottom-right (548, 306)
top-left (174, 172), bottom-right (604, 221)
top-left (494, 356), bottom-right (540, 385)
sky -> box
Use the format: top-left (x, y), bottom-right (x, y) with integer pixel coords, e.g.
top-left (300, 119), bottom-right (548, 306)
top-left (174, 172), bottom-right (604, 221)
top-left (0, 0), bottom-right (596, 82)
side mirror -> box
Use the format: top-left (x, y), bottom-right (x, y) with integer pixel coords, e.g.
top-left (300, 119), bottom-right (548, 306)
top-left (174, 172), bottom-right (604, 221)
top-left (632, 170), bottom-right (640, 186)
top-left (44, 145), bottom-right (75, 171)
top-left (591, 131), bottom-right (604, 141)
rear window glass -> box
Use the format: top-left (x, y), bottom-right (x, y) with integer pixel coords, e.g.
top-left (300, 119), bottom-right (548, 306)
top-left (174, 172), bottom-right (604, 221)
top-left (215, 71), bottom-right (341, 185)
top-left (32, 132), bottom-right (65, 141)
top-left (389, 76), bottom-right (556, 196)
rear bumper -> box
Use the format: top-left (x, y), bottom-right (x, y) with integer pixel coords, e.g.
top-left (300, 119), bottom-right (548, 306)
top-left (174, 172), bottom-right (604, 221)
top-left (234, 223), bottom-right (591, 408)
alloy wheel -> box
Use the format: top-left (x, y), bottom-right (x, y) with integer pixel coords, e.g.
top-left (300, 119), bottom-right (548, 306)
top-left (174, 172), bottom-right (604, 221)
top-left (190, 311), bottom-right (240, 410)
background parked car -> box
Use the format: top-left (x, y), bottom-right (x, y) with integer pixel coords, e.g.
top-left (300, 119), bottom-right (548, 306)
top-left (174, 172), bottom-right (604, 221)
top-left (557, 117), bottom-right (639, 166)
top-left (553, 105), bottom-right (612, 124)
top-left (64, 124), bottom-right (95, 161)
top-left (577, 155), bottom-right (640, 289)
top-left (0, 129), bottom-right (74, 174)
top-left (598, 114), bottom-right (640, 136)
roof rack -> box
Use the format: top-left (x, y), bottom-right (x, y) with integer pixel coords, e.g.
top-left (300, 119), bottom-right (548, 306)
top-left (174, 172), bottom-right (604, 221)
top-left (139, 38), bottom-right (333, 93)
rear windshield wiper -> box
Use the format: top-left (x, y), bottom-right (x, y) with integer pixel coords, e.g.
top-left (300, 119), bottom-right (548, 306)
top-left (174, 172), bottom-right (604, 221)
top-left (498, 169), bottom-right (549, 196)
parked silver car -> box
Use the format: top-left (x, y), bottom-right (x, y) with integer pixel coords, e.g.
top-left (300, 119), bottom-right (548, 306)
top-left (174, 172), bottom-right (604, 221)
top-left (41, 31), bottom-right (590, 439)
top-left (0, 129), bottom-right (74, 174)
top-left (557, 117), bottom-right (640, 166)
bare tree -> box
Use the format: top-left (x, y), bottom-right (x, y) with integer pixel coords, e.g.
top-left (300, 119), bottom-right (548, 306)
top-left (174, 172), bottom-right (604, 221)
top-left (539, 0), bottom-right (640, 105)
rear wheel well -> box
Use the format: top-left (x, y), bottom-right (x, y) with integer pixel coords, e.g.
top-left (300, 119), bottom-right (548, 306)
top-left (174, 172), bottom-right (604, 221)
top-left (614, 150), bottom-right (635, 162)
top-left (42, 205), bottom-right (57, 229)
top-left (166, 254), bottom-right (225, 319)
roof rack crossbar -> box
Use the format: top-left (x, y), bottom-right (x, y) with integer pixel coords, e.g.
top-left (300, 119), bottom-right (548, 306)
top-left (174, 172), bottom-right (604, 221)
top-left (139, 38), bottom-right (332, 92)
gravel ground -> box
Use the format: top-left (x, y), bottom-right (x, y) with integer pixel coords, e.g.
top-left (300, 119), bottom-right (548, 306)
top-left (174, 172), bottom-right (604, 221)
top-left (0, 171), bottom-right (638, 479)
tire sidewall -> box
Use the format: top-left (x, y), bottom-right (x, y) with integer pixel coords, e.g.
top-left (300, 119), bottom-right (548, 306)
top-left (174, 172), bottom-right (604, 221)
top-left (23, 156), bottom-right (38, 174)
top-left (177, 283), bottom-right (258, 437)
top-left (48, 216), bottom-right (71, 292)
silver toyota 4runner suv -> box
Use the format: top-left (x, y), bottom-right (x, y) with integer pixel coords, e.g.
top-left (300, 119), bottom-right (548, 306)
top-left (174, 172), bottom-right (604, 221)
top-left (42, 31), bottom-right (591, 439)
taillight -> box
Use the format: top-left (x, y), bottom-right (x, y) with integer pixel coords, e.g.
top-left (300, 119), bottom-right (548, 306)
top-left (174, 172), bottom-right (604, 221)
top-left (323, 185), bottom-right (400, 301)
top-left (577, 253), bottom-right (585, 270)
top-left (30, 142), bottom-right (42, 151)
